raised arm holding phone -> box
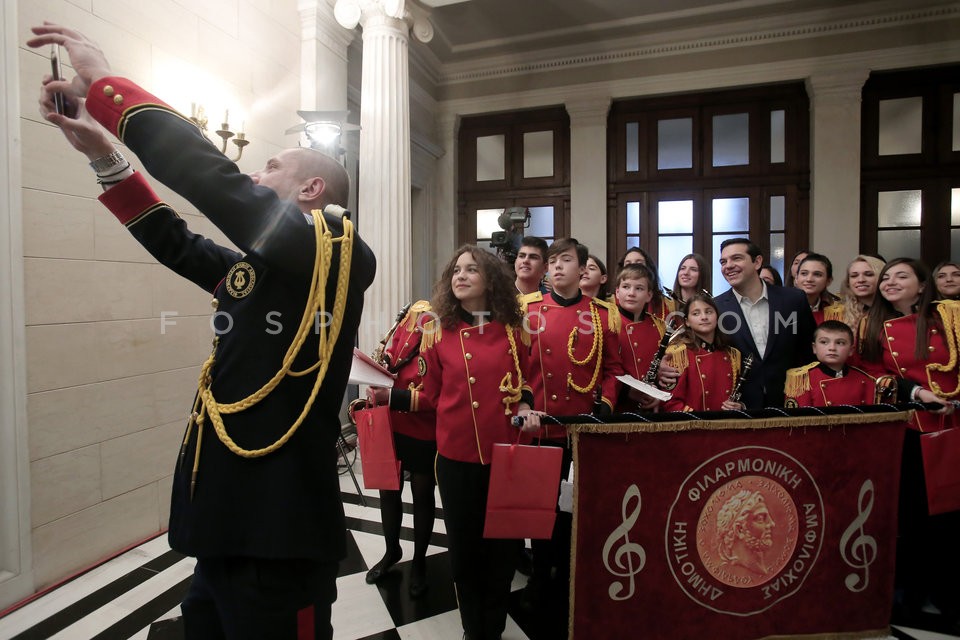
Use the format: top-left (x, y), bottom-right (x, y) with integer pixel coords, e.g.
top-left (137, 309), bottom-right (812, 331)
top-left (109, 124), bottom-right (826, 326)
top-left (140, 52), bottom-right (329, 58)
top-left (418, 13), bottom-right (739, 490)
top-left (28, 23), bottom-right (376, 640)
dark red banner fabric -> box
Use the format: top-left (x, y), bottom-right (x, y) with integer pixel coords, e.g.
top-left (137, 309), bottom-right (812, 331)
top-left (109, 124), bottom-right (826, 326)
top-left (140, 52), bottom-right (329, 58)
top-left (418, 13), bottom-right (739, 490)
top-left (572, 417), bottom-right (906, 640)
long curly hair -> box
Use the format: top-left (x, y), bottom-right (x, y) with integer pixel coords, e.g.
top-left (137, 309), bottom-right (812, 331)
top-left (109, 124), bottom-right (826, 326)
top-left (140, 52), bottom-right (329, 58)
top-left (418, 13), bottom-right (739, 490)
top-left (431, 245), bottom-right (522, 328)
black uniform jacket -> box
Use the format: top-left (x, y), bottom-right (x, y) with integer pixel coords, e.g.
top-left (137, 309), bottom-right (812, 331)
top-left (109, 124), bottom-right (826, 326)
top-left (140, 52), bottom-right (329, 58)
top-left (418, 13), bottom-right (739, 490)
top-left (88, 77), bottom-right (376, 561)
top-left (713, 284), bottom-right (815, 409)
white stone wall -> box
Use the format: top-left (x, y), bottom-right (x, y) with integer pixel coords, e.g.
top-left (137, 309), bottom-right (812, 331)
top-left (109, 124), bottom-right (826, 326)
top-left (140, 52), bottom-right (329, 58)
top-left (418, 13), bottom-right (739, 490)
top-left (14, 0), bottom-right (303, 594)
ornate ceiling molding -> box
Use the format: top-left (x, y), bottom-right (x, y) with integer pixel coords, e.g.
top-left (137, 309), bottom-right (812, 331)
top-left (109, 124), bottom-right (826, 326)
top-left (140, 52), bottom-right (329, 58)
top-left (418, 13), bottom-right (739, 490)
top-left (438, 4), bottom-right (960, 86)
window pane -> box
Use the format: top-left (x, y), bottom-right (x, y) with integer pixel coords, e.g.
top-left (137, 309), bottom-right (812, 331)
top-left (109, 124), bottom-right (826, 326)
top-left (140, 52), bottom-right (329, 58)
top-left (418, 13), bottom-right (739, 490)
top-left (878, 97), bottom-right (923, 156)
top-left (769, 232), bottom-right (785, 281)
top-left (476, 208), bottom-right (504, 240)
top-left (712, 234), bottom-right (744, 293)
top-left (770, 195), bottom-right (785, 231)
top-left (712, 113), bottom-right (750, 167)
top-left (659, 236), bottom-right (693, 288)
top-left (954, 93), bottom-right (960, 152)
top-left (476, 135), bottom-right (505, 181)
top-left (877, 190), bottom-right (921, 227)
top-left (476, 240), bottom-right (496, 255)
top-left (770, 110), bottom-right (785, 163)
top-left (523, 130), bottom-right (554, 178)
top-left (527, 205), bottom-right (554, 239)
top-left (627, 200), bottom-right (640, 235)
top-left (626, 122), bottom-right (640, 172)
top-left (713, 197), bottom-right (750, 232)
top-left (657, 118), bottom-right (693, 170)
top-left (658, 200), bottom-right (693, 234)
top-left (878, 229), bottom-right (920, 260)
top-left (953, 188), bottom-right (960, 226)
top-left (953, 229), bottom-right (960, 260)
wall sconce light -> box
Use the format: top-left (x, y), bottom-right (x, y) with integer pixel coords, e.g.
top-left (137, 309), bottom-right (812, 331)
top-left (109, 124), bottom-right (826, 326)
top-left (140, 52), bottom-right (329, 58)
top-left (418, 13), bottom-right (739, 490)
top-left (286, 110), bottom-right (360, 160)
top-left (189, 103), bottom-right (249, 162)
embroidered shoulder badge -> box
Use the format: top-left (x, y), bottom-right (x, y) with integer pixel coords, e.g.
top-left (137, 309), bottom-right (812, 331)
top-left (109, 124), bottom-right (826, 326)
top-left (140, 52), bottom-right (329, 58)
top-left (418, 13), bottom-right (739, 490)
top-left (418, 355), bottom-right (427, 377)
top-left (225, 262), bottom-right (256, 298)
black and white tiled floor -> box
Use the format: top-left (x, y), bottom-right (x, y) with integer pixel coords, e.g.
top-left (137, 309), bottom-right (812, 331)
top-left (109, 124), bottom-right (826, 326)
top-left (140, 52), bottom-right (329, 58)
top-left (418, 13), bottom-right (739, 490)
top-left (0, 472), bottom-right (957, 640)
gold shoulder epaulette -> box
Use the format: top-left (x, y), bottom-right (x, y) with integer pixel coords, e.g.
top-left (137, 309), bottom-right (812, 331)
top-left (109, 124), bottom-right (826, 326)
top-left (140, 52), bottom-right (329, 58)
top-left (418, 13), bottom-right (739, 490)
top-left (785, 361), bottom-right (819, 398)
top-left (666, 343), bottom-right (689, 374)
top-left (823, 302), bottom-right (845, 322)
top-left (652, 314), bottom-right (666, 339)
top-left (518, 290), bottom-right (543, 314)
top-left (592, 297), bottom-right (621, 333)
top-left (403, 300), bottom-right (432, 330)
top-left (420, 319), bottom-right (441, 351)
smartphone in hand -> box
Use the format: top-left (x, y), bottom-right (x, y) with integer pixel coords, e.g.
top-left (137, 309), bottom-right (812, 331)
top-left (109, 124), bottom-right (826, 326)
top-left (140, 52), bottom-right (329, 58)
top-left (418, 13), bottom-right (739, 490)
top-left (50, 44), bottom-right (65, 116)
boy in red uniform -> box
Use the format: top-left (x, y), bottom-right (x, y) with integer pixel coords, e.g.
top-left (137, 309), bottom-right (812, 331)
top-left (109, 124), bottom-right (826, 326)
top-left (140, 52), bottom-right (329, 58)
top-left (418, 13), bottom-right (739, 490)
top-left (521, 238), bottom-right (622, 629)
top-left (785, 320), bottom-right (877, 408)
top-left (613, 263), bottom-right (666, 412)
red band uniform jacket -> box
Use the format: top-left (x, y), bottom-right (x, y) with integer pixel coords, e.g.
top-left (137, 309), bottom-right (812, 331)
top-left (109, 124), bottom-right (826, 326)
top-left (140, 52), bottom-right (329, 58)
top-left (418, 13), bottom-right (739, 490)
top-left (615, 307), bottom-right (665, 412)
top-left (86, 77), bottom-right (376, 562)
top-left (784, 362), bottom-right (877, 408)
top-left (662, 342), bottom-right (741, 412)
top-left (523, 292), bottom-right (623, 439)
top-left (859, 301), bottom-right (960, 431)
top-left (396, 315), bottom-right (531, 464)
top-left (383, 301), bottom-right (436, 442)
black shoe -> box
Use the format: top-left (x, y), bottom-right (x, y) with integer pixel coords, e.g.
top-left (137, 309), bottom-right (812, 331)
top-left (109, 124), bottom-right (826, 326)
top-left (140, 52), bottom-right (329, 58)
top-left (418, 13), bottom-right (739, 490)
top-left (365, 551), bottom-right (401, 584)
top-left (408, 560), bottom-right (428, 598)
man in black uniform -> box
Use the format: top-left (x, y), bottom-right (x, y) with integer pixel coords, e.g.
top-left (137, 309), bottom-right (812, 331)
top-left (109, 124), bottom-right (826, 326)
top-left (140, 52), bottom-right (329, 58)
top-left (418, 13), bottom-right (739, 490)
top-left (29, 23), bottom-right (376, 640)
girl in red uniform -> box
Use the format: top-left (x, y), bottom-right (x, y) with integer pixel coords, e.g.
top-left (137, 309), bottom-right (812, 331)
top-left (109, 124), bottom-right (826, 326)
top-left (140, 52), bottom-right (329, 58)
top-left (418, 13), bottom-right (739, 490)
top-left (837, 254), bottom-right (884, 333)
top-left (858, 258), bottom-right (959, 626)
top-left (796, 252), bottom-right (842, 325)
top-left (364, 301), bottom-right (437, 598)
top-left (379, 246), bottom-right (539, 640)
top-left (662, 294), bottom-right (744, 412)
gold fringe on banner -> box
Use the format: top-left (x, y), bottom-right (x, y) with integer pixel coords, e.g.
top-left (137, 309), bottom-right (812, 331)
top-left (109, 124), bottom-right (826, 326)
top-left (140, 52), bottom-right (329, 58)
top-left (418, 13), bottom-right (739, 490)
top-left (760, 629), bottom-right (891, 640)
top-left (565, 410), bottom-right (913, 435)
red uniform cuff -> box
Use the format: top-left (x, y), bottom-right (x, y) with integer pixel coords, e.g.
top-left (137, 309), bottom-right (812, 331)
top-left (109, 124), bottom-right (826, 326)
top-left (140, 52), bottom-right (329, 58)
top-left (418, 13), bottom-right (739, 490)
top-left (87, 77), bottom-right (175, 141)
top-left (98, 172), bottom-right (163, 226)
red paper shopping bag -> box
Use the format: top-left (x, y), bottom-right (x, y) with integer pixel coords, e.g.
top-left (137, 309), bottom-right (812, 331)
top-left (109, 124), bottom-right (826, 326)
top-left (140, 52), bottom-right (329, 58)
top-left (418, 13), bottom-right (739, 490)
top-left (483, 442), bottom-right (563, 539)
top-left (920, 426), bottom-right (960, 515)
top-left (355, 404), bottom-right (401, 491)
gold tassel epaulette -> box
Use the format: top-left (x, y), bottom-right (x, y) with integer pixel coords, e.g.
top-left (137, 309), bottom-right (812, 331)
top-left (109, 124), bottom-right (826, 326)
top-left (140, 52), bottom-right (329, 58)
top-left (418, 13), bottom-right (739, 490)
top-left (823, 302), bottom-right (845, 322)
top-left (785, 361), bottom-right (819, 398)
top-left (403, 300), bottom-right (432, 331)
top-left (518, 291), bottom-right (543, 315)
top-left (420, 319), bottom-right (441, 351)
top-left (929, 300), bottom-right (960, 397)
top-left (592, 297), bottom-right (621, 334)
top-left (652, 314), bottom-right (666, 339)
top-left (666, 343), bottom-right (689, 374)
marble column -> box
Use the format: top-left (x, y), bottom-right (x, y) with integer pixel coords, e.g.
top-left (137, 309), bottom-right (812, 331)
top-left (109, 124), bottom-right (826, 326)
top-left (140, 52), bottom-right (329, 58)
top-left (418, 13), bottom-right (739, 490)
top-left (566, 96), bottom-right (612, 257)
top-left (806, 70), bottom-right (870, 263)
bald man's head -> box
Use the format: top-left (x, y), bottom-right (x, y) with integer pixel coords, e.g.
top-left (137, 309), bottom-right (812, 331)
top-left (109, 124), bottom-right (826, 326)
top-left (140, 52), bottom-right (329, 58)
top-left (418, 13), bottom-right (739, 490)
top-left (249, 148), bottom-right (349, 213)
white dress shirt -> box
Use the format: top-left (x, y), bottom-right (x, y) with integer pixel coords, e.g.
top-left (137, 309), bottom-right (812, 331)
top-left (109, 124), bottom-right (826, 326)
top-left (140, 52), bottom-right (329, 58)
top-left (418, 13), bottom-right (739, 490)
top-left (733, 280), bottom-right (770, 358)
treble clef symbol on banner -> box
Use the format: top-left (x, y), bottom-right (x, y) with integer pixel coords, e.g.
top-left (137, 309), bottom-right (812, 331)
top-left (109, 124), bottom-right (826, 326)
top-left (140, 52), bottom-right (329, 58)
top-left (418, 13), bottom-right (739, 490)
top-left (601, 484), bottom-right (646, 601)
top-left (839, 479), bottom-right (877, 593)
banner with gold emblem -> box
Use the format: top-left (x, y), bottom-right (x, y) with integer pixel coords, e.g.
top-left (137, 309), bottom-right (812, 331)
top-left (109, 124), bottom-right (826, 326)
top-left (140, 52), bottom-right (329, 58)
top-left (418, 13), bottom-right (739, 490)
top-left (570, 412), bottom-right (908, 640)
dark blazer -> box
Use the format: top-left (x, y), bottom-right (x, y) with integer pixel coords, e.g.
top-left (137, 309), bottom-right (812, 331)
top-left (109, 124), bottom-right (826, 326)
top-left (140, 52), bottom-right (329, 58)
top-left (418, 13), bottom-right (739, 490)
top-left (88, 77), bottom-right (376, 561)
top-left (714, 284), bottom-right (815, 409)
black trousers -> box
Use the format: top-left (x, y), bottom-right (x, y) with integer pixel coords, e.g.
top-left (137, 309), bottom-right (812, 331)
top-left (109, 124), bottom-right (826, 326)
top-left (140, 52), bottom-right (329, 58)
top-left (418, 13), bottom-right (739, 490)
top-left (181, 556), bottom-right (339, 640)
top-left (436, 454), bottom-right (521, 640)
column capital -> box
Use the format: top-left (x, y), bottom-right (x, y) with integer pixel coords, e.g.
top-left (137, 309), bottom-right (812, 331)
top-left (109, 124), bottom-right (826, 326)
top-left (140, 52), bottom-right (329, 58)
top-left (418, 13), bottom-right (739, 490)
top-left (565, 95), bottom-right (612, 125)
top-left (334, 0), bottom-right (434, 42)
top-left (299, 0), bottom-right (356, 51)
top-left (805, 69), bottom-right (870, 103)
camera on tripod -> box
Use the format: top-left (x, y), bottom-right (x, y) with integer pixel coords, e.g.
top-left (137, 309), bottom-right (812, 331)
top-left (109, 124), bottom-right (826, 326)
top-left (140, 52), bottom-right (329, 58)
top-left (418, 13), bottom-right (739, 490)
top-left (489, 207), bottom-right (531, 262)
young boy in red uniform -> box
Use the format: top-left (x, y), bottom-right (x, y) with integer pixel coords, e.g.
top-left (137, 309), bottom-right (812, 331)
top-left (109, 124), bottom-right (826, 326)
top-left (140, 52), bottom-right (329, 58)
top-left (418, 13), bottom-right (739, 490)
top-left (521, 238), bottom-right (622, 629)
top-left (785, 320), bottom-right (877, 408)
top-left (613, 263), bottom-right (666, 412)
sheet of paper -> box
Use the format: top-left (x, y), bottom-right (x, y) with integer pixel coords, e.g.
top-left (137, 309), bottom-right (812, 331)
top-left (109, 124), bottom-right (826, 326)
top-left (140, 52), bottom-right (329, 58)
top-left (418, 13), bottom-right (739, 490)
top-left (616, 374), bottom-right (672, 402)
top-left (348, 348), bottom-right (397, 387)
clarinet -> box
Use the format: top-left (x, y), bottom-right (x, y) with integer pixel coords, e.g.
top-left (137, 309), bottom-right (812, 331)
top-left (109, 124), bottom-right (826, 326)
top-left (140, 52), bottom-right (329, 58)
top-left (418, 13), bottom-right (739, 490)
top-left (643, 327), bottom-right (676, 385)
top-left (371, 302), bottom-right (412, 367)
top-left (728, 353), bottom-right (755, 404)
